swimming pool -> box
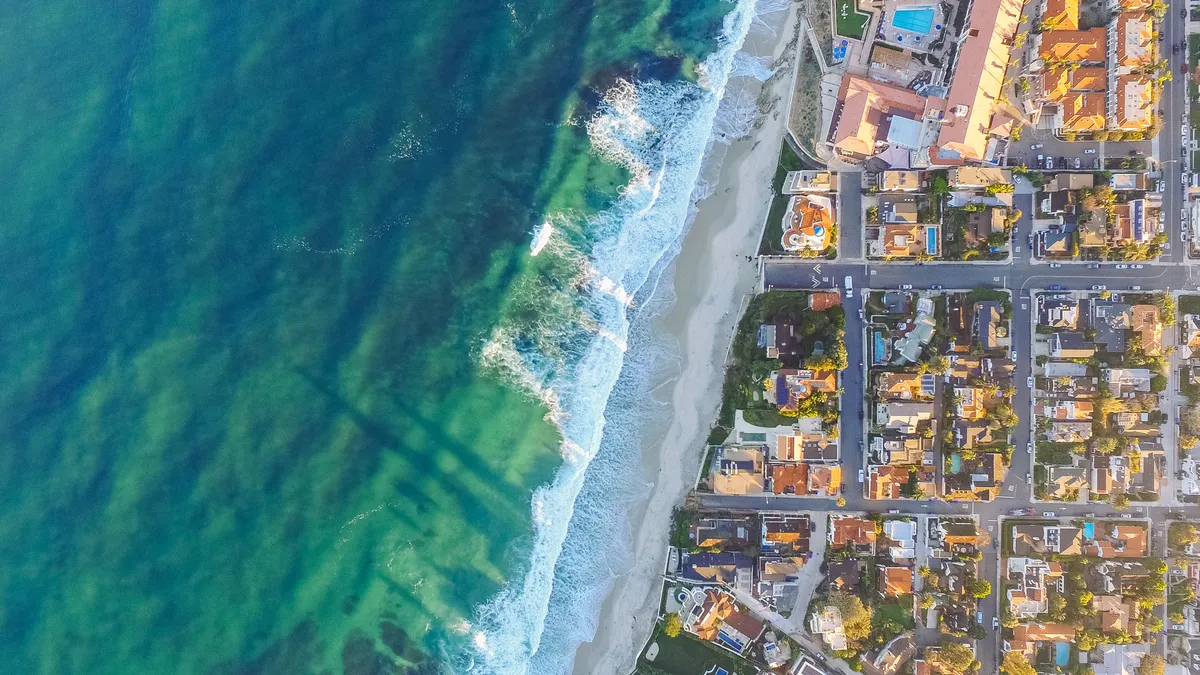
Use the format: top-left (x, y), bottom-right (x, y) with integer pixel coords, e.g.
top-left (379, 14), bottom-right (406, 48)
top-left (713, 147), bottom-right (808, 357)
top-left (926, 226), bottom-right (937, 254)
top-left (1083, 522), bottom-right (1095, 539)
top-left (1055, 643), bottom-right (1070, 666)
top-left (892, 6), bottom-right (936, 33)
top-left (873, 331), bottom-right (887, 364)
top-left (950, 454), bottom-right (962, 473)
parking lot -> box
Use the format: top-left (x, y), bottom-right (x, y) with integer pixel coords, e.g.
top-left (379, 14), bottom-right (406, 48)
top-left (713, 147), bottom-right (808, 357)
top-left (1005, 134), bottom-right (1154, 172)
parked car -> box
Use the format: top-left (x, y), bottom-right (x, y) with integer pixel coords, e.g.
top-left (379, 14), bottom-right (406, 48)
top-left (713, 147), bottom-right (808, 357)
top-left (1010, 349), bottom-right (1017, 360)
top-left (931, 284), bottom-right (943, 290)
top-left (858, 309), bottom-right (864, 319)
top-left (1026, 473), bottom-right (1032, 483)
top-left (1175, 44), bottom-right (1181, 54)
top-left (1158, 180), bottom-right (1165, 193)
top-left (900, 284), bottom-right (912, 290)
top-left (993, 617), bottom-right (1000, 630)
top-left (1074, 157), bottom-right (1082, 169)
top-left (1049, 284), bottom-right (1062, 289)
top-left (858, 469), bottom-right (864, 483)
top-left (1092, 284), bottom-right (1106, 290)
top-left (1132, 264), bottom-right (1144, 269)
top-left (1049, 263), bottom-right (1061, 268)
top-left (1043, 511), bottom-right (1057, 517)
top-left (1045, 156), bottom-right (1054, 169)
top-left (1031, 143), bottom-right (1043, 150)
top-left (1116, 264), bottom-right (1128, 269)
top-left (1087, 263), bottom-right (1100, 269)
top-left (1027, 376), bottom-right (1034, 388)
top-left (1084, 148), bottom-right (1096, 154)
top-left (1037, 153), bottom-right (1044, 165)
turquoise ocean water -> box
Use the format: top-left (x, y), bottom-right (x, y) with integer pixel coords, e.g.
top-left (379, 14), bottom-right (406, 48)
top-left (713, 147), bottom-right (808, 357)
top-left (0, 0), bottom-right (772, 672)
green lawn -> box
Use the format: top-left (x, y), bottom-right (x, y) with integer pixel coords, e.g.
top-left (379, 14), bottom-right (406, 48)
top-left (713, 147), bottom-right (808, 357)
top-left (834, 0), bottom-right (872, 40)
top-left (638, 626), bottom-right (754, 675)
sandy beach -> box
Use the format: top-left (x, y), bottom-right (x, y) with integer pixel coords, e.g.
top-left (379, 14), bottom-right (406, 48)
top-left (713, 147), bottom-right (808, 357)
top-left (570, 4), bottom-right (804, 673)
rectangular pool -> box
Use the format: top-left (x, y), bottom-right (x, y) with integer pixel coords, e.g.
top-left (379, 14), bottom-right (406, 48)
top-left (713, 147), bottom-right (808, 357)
top-left (892, 6), bottom-right (935, 33)
top-left (1055, 643), bottom-right (1070, 666)
top-left (926, 226), bottom-right (937, 254)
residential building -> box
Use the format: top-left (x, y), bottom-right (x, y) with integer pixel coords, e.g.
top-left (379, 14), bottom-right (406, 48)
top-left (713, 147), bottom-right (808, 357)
top-left (892, 297), bottom-right (937, 363)
top-left (1006, 557), bottom-right (1065, 617)
top-left (882, 519), bottom-right (917, 559)
top-left (771, 463), bottom-right (842, 496)
top-left (1092, 300), bottom-right (1133, 352)
top-left (952, 420), bottom-right (995, 450)
top-left (712, 445), bottom-right (765, 495)
top-left (1104, 367), bottom-right (1153, 397)
top-left (830, 515), bottom-right (877, 552)
top-left (1049, 466), bottom-right (1088, 498)
top-left (1113, 411), bottom-right (1160, 436)
top-left (954, 386), bottom-right (987, 421)
top-left (1043, 171), bottom-right (1095, 192)
top-left (1046, 421), bottom-right (1094, 442)
top-left (1043, 361), bottom-right (1089, 377)
top-left (877, 372), bottom-right (936, 401)
top-left (870, 465), bottom-right (913, 500)
top-left (781, 194), bottom-right (835, 252)
top-left (1006, 622), bottom-right (1076, 657)
top-left (1129, 303), bottom-right (1162, 353)
top-left (1112, 13), bottom-right (1155, 74)
top-left (870, 434), bottom-right (934, 466)
top-left (1050, 331), bottom-right (1095, 358)
top-left (1036, 28), bottom-right (1108, 63)
top-left (870, 223), bottom-right (940, 258)
top-left (880, 170), bottom-right (923, 191)
top-left (680, 551), bottom-right (755, 593)
top-left (1113, 75), bottom-right (1154, 131)
top-left (949, 167), bottom-right (1012, 189)
top-left (775, 430), bottom-right (840, 463)
top-left (766, 369), bottom-right (838, 412)
top-left (1093, 595), bottom-right (1137, 634)
top-left (829, 75), bottom-right (930, 161)
top-left (761, 514), bottom-right (811, 555)
top-left (1038, 296), bottom-right (1080, 328)
top-left (782, 171), bottom-right (835, 193)
top-left (876, 401), bottom-right (935, 433)
top-left (690, 516), bottom-right (756, 549)
top-left (1042, 0), bottom-right (1080, 30)
top-left (809, 605), bottom-right (848, 651)
top-left (1085, 522), bottom-right (1149, 558)
top-left (878, 565), bottom-right (914, 597)
top-left (686, 590), bottom-right (764, 654)
top-left (974, 300), bottom-right (1008, 351)
top-left (1038, 399), bottom-right (1094, 420)
top-left (944, 452), bottom-right (1005, 501)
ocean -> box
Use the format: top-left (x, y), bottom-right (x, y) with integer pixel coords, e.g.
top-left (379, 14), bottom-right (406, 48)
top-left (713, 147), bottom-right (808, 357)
top-left (0, 0), bottom-right (775, 673)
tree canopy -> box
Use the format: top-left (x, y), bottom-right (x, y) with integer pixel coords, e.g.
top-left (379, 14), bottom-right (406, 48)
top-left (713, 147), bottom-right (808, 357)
top-left (1001, 651), bottom-right (1037, 675)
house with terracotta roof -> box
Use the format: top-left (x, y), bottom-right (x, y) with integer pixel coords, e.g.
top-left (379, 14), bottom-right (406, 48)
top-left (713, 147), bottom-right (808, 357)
top-left (1038, 399), bottom-right (1094, 420)
top-left (829, 515), bottom-right (877, 552)
top-left (1036, 28), bottom-right (1108, 64)
top-left (928, 0), bottom-right (1022, 165)
top-left (878, 565), bottom-right (914, 597)
top-left (680, 551), bottom-right (755, 592)
top-left (684, 590), bottom-right (764, 654)
top-left (870, 434), bottom-right (934, 466)
top-left (943, 452), bottom-right (1005, 501)
top-left (1114, 75), bottom-right (1155, 131)
top-left (954, 386), bottom-right (987, 421)
top-left (877, 372), bottom-right (936, 401)
top-left (1085, 522), bottom-right (1148, 558)
top-left (766, 368), bottom-right (838, 412)
top-left (1058, 91), bottom-right (1108, 132)
top-left (809, 291), bottom-right (841, 311)
top-left (781, 194), bottom-right (835, 252)
top-left (1041, 0), bottom-right (1080, 29)
top-left (690, 515), bottom-right (756, 549)
top-left (1093, 595), bottom-right (1138, 634)
top-left (1005, 622), bottom-right (1076, 657)
top-left (869, 465), bottom-right (912, 500)
top-left (829, 75), bottom-right (930, 161)
top-left (1111, 12), bottom-right (1155, 74)
top-left (771, 463), bottom-right (842, 496)
top-left (869, 223), bottom-right (940, 258)
top-left (774, 431), bottom-right (839, 463)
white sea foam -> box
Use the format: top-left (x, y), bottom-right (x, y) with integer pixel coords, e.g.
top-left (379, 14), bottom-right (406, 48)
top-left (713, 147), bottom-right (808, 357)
top-left (470, 0), bottom-right (769, 672)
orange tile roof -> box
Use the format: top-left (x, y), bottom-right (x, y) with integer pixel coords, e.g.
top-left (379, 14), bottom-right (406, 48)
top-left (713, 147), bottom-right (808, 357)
top-left (809, 291), bottom-right (842, 311)
top-left (772, 464), bottom-right (809, 495)
top-left (1116, 13), bottom-right (1155, 69)
top-left (930, 0), bottom-right (1022, 164)
top-left (810, 465), bottom-right (842, 496)
top-left (1039, 28), bottom-right (1107, 63)
top-left (831, 516), bottom-right (877, 548)
top-left (1040, 67), bottom-right (1106, 100)
top-left (1061, 91), bottom-right (1107, 132)
top-left (1130, 304), bottom-right (1162, 354)
top-left (782, 195), bottom-right (834, 251)
top-left (1115, 75), bottom-right (1154, 131)
top-left (870, 465), bottom-right (910, 500)
top-left (1043, 0), bottom-right (1080, 29)
top-left (832, 75), bottom-right (928, 157)
top-left (879, 565), bottom-right (914, 596)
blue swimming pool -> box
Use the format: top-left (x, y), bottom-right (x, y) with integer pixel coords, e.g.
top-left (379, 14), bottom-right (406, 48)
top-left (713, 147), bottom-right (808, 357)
top-left (926, 227), bottom-right (937, 254)
top-left (950, 454), bottom-right (962, 473)
top-left (1055, 643), bottom-right (1070, 666)
top-left (892, 6), bottom-right (936, 33)
top-left (1083, 522), bottom-right (1095, 539)
top-left (873, 331), bottom-right (887, 364)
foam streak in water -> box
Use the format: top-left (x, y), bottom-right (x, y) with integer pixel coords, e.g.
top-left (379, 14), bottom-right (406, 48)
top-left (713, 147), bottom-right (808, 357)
top-left (467, 0), bottom-right (762, 672)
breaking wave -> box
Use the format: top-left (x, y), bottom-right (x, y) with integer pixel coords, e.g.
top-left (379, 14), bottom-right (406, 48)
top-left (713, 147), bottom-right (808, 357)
top-left (467, 0), bottom-right (782, 671)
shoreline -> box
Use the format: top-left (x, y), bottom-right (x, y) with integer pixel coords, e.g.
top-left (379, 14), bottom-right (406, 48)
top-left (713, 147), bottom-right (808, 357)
top-left (569, 3), bottom-right (802, 673)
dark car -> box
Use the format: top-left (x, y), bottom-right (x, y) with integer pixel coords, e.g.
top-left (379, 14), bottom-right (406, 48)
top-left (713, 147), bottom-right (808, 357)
top-left (1183, 8), bottom-right (1188, 18)
top-left (1174, 45), bottom-right (1180, 54)
top-left (1184, 62), bottom-right (1190, 74)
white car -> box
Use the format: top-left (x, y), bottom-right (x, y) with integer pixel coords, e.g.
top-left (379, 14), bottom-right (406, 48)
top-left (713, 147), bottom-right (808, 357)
top-left (1083, 148), bottom-right (1096, 154)
top-left (1132, 264), bottom-right (1144, 269)
top-left (1092, 285), bottom-right (1107, 290)
top-left (1027, 376), bottom-right (1034, 388)
top-left (1074, 157), bottom-right (1082, 169)
top-left (858, 469), bottom-right (865, 483)
top-left (1031, 143), bottom-right (1044, 150)
top-left (1116, 264), bottom-right (1128, 269)
top-left (901, 284), bottom-right (913, 290)
top-left (1037, 153), bottom-right (1044, 165)
top-left (1043, 511), bottom-right (1057, 517)
top-left (993, 616), bottom-right (1000, 630)
top-left (859, 309), bottom-right (865, 319)
top-left (1049, 262), bottom-right (1061, 268)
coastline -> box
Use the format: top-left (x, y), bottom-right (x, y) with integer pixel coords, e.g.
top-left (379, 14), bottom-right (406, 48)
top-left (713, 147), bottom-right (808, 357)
top-left (569, 3), bottom-right (802, 672)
